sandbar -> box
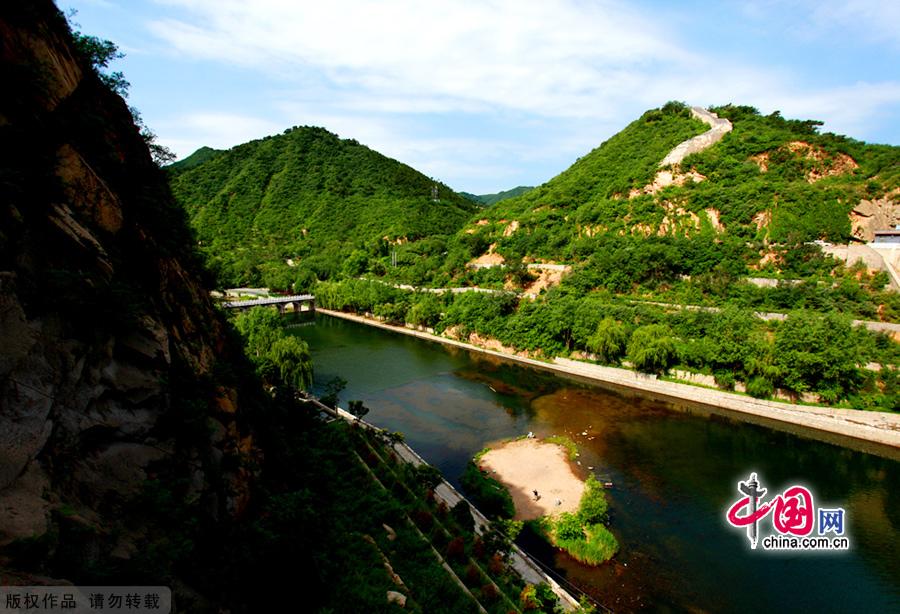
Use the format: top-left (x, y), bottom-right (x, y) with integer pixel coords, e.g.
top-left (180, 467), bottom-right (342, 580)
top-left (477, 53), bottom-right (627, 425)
top-left (478, 439), bottom-right (585, 521)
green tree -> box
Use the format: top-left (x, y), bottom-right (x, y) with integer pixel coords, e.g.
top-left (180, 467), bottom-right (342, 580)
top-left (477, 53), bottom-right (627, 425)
top-left (71, 31), bottom-right (128, 95)
top-left (586, 317), bottom-right (628, 363)
top-left (320, 376), bottom-right (347, 408)
top-left (234, 307), bottom-right (282, 358)
top-left (347, 399), bottom-right (370, 421)
top-left (67, 13), bottom-right (174, 165)
top-left (267, 336), bottom-right (313, 390)
top-left (773, 312), bottom-right (863, 400)
top-left (628, 324), bottom-right (677, 374)
top-left (406, 293), bottom-right (443, 328)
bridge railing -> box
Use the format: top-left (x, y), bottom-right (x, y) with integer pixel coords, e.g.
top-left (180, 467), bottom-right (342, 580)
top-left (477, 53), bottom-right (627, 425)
top-left (222, 294), bottom-right (315, 309)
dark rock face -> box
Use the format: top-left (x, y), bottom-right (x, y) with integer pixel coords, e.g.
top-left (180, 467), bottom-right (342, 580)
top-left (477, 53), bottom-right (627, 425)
top-left (0, 2), bottom-right (256, 557)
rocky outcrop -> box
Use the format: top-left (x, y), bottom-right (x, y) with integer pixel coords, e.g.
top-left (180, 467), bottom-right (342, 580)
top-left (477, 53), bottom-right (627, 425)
top-left (659, 107), bottom-right (732, 168)
top-left (850, 196), bottom-right (900, 242)
top-left (0, 1), bottom-right (258, 560)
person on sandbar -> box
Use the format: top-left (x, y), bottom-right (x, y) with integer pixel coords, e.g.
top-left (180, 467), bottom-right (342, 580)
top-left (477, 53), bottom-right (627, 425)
top-left (533, 489), bottom-right (540, 501)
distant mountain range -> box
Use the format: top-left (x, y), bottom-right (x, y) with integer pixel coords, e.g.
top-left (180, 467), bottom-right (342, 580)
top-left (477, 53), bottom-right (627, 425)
top-left (168, 102), bottom-right (899, 290)
top-left (460, 186), bottom-right (534, 206)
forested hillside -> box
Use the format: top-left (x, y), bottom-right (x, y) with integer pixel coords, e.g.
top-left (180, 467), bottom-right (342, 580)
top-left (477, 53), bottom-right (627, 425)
top-left (168, 129), bottom-right (478, 287)
top-left (307, 103), bottom-right (899, 411)
top-left (441, 102), bottom-right (900, 287)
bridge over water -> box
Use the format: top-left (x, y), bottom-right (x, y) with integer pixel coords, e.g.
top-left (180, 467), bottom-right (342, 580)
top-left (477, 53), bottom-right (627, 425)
top-left (222, 294), bottom-right (315, 315)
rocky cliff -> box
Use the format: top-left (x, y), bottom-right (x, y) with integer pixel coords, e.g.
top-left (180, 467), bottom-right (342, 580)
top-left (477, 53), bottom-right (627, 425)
top-left (0, 2), bottom-right (258, 578)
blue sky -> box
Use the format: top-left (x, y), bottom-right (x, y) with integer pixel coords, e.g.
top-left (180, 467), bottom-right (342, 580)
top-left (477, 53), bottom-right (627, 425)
top-left (63, 0), bottom-right (900, 194)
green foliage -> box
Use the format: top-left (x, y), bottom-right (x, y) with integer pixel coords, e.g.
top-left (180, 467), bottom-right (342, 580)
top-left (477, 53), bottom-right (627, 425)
top-left (234, 307), bottom-right (313, 390)
top-left (746, 376), bottom-right (775, 399)
top-left (628, 324), bottom-right (677, 374)
top-left (460, 186), bottom-right (534, 206)
top-left (234, 307), bottom-right (282, 358)
top-left (406, 292), bottom-right (445, 328)
top-left (450, 500), bottom-right (476, 534)
top-left (576, 475), bottom-right (609, 525)
top-left (168, 126), bottom-right (478, 287)
top-left (347, 399), bottom-right (370, 421)
top-left (266, 335), bottom-right (313, 390)
top-left (460, 461), bottom-right (515, 520)
top-left (773, 312), bottom-right (864, 400)
top-left (559, 523), bottom-right (619, 566)
top-left (316, 277), bottom-right (898, 410)
top-left (70, 30), bottom-right (127, 95)
top-left (586, 317), bottom-right (628, 363)
top-left (66, 14), bottom-right (174, 165)
top-left (544, 435), bottom-right (578, 461)
top-left (520, 583), bottom-right (560, 613)
top-left (554, 512), bottom-right (583, 541)
top-left (532, 474), bottom-right (618, 567)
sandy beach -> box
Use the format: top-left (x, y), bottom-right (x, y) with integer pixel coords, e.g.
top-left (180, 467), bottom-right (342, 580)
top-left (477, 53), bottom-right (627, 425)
top-left (317, 309), bottom-right (900, 452)
top-left (478, 440), bottom-right (585, 520)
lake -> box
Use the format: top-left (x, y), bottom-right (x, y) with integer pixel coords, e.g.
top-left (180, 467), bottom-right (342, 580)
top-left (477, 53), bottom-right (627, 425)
top-left (292, 315), bottom-right (900, 613)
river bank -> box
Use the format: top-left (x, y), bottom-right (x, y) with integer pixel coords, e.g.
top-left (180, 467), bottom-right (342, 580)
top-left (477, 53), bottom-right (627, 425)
top-left (317, 308), bottom-right (900, 452)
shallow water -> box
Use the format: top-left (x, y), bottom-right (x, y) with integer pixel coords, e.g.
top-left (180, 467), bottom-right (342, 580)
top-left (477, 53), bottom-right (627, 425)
top-left (293, 315), bottom-right (900, 612)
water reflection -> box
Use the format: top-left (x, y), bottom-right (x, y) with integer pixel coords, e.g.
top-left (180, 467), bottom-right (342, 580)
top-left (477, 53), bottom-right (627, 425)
top-left (294, 315), bottom-right (899, 612)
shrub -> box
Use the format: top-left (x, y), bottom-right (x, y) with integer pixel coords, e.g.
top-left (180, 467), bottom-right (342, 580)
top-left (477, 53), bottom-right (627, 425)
top-left (450, 501), bottom-right (475, 534)
top-left (576, 475), bottom-right (608, 524)
top-left (460, 462), bottom-right (515, 519)
top-left (746, 376), bottom-right (774, 399)
top-left (480, 583), bottom-right (500, 603)
top-left (446, 536), bottom-right (466, 563)
top-left (465, 562), bottom-right (481, 586)
top-left (714, 371), bottom-right (736, 391)
top-left (554, 513), bottom-right (583, 541)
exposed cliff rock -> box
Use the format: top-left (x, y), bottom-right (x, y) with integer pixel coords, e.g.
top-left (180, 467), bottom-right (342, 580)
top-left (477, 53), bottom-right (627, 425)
top-left (0, 1), bottom-right (258, 572)
top-left (850, 195), bottom-right (900, 242)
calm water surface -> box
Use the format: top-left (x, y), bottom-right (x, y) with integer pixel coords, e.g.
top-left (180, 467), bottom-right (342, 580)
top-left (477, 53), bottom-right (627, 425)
top-left (293, 316), bottom-right (900, 613)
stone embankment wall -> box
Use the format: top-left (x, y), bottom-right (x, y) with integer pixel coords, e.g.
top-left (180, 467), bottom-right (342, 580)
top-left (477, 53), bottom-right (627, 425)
top-left (659, 107), bottom-right (733, 168)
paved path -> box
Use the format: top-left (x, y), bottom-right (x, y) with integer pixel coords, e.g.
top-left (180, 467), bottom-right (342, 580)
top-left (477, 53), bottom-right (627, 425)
top-left (659, 106), bottom-right (733, 167)
top-left (626, 299), bottom-right (900, 334)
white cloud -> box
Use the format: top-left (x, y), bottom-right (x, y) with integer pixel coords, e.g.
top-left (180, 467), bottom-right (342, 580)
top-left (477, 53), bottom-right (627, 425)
top-left (156, 112), bottom-right (283, 158)
top-left (806, 0), bottom-right (900, 47)
top-left (147, 0), bottom-right (690, 119)
top-left (143, 0), bottom-right (900, 190)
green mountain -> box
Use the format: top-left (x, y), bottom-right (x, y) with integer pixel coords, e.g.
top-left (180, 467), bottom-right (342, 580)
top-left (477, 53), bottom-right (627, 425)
top-left (447, 102), bottom-right (900, 282)
top-left (167, 145), bottom-right (223, 171)
top-left (167, 128), bottom-right (478, 288)
top-left (460, 185), bottom-right (534, 206)
top-left (312, 103), bottom-right (899, 409)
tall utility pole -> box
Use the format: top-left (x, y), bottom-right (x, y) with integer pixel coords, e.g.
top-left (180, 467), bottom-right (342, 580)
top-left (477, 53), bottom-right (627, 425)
top-left (431, 184), bottom-right (439, 201)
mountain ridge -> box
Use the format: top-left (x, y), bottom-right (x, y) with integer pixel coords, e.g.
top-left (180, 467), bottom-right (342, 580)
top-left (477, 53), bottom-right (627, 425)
top-left (168, 126), bottom-right (478, 288)
top-left (460, 186), bottom-right (535, 206)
